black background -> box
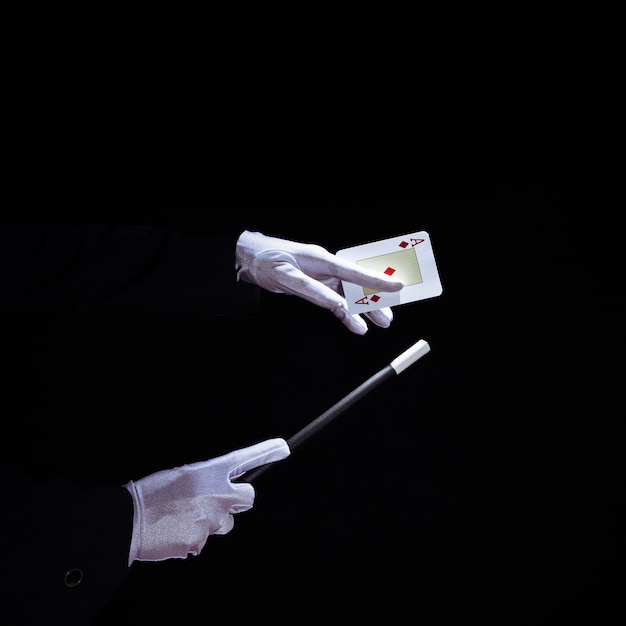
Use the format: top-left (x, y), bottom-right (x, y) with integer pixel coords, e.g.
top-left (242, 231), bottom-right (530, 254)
top-left (2, 3), bottom-right (621, 624)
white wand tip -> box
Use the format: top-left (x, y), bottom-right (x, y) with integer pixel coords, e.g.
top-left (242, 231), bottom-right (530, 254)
top-left (390, 339), bottom-right (431, 374)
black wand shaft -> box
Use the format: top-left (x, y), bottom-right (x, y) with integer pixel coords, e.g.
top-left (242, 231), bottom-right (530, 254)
top-left (286, 365), bottom-right (395, 453)
top-left (241, 338), bottom-right (431, 484)
top-left (243, 365), bottom-right (396, 484)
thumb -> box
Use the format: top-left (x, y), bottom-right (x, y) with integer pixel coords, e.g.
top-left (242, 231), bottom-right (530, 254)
top-left (227, 438), bottom-right (290, 480)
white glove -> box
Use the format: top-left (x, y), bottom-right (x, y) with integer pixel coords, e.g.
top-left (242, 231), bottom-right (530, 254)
top-left (123, 438), bottom-right (290, 565)
top-left (235, 230), bottom-right (405, 335)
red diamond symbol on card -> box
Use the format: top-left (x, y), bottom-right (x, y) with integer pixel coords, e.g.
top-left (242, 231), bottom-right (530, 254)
top-left (399, 240), bottom-right (409, 249)
top-left (370, 294), bottom-right (381, 303)
top-left (384, 267), bottom-right (396, 276)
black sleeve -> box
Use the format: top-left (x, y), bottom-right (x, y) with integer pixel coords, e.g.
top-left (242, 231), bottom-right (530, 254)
top-left (1, 464), bottom-right (134, 626)
top-left (0, 222), bottom-right (260, 315)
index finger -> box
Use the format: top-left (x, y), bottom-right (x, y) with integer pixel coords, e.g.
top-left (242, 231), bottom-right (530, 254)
top-left (327, 255), bottom-right (405, 293)
top-left (228, 438), bottom-right (291, 480)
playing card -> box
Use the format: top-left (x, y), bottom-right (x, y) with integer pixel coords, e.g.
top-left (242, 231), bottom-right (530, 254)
top-left (336, 230), bottom-right (443, 314)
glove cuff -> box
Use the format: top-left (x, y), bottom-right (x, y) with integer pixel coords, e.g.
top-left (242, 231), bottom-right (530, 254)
top-left (235, 229), bottom-right (262, 284)
top-left (123, 480), bottom-right (143, 566)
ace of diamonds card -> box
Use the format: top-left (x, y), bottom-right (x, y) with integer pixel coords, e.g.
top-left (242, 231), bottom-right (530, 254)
top-left (336, 230), bottom-right (443, 314)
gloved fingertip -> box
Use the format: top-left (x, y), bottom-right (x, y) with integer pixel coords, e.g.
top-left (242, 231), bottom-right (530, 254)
top-left (349, 315), bottom-right (369, 335)
top-left (380, 308), bottom-right (394, 326)
top-left (331, 303), bottom-right (368, 335)
top-left (268, 437), bottom-right (291, 460)
top-left (387, 279), bottom-right (405, 291)
top-left (365, 307), bottom-right (394, 328)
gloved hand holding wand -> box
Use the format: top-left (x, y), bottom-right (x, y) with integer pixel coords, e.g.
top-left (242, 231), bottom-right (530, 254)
top-left (123, 438), bottom-right (290, 565)
top-left (123, 339), bottom-right (430, 565)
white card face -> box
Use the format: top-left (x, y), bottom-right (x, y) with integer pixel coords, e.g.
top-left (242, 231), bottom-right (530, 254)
top-left (336, 230), bottom-right (443, 314)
